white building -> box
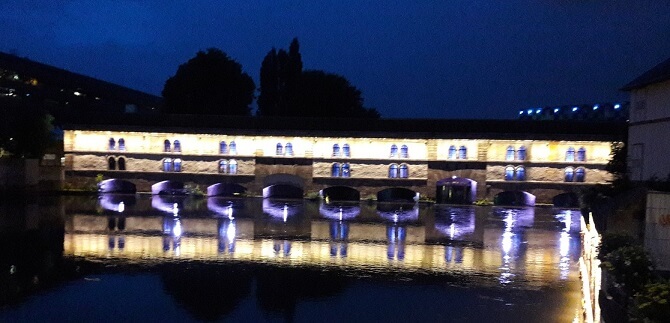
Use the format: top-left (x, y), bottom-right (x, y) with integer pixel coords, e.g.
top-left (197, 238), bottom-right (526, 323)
top-left (623, 56), bottom-right (670, 181)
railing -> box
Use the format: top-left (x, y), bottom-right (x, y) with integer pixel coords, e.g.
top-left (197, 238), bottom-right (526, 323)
top-left (580, 212), bottom-right (601, 323)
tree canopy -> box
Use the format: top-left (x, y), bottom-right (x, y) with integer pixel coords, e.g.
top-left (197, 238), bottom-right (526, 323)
top-left (162, 48), bottom-right (255, 116)
top-left (257, 38), bottom-right (379, 118)
top-left (0, 97), bottom-right (54, 158)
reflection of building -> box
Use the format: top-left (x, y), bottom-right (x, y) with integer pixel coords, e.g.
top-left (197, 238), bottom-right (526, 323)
top-left (63, 117), bottom-right (623, 205)
top-left (622, 56), bottom-right (670, 181)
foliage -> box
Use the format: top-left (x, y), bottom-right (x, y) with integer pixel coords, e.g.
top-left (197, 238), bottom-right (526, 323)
top-left (606, 142), bottom-right (627, 178)
top-left (257, 38), bottom-right (303, 117)
top-left (0, 97), bottom-right (55, 158)
top-left (634, 281), bottom-right (670, 322)
top-left (598, 232), bottom-right (636, 260)
top-left (601, 245), bottom-right (654, 295)
top-left (474, 198), bottom-right (493, 206)
top-left (162, 48), bottom-right (255, 116)
top-left (185, 184), bottom-right (206, 197)
top-left (304, 191), bottom-right (321, 201)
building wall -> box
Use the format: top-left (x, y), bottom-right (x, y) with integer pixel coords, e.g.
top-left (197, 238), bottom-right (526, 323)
top-left (64, 129), bottom-right (614, 203)
top-left (628, 79), bottom-right (670, 181)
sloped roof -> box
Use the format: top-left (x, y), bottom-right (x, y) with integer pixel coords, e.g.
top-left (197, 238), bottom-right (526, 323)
top-left (621, 56), bottom-right (670, 91)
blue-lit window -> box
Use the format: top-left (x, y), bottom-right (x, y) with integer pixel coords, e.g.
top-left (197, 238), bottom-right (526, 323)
top-left (173, 140), bottom-right (181, 153)
top-left (163, 158), bottom-right (172, 172)
top-left (517, 146), bottom-right (526, 161)
top-left (458, 146), bottom-right (467, 159)
top-left (331, 163), bottom-right (341, 177)
top-left (504, 166), bottom-right (514, 181)
top-left (108, 138), bottom-right (116, 150)
top-left (566, 147), bottom-right (575, 162)
top-left (220, 141), bottom-right (228, 154)
top-left (342, 163), bottom-right (351, 177)
top-left (332, 144), bottom-right (340, 157)
top-left (577, 147), bottom-right (586, 162)
top-left (389, 164), bottom-right (399, 178)
top-left (390, 145), bottom-right (398, 157)
top-left (400, 145), bottom-right (409, 158)
top-left (575, 167), bottom-right (585, 182)
top-left (343, 144), bottom-right (350, 157)
top-left (118, 157), bottom-right (126, 170)
top-left (448, 145), bottom-right (457, 160)
top-left (285, 143), bottom-right (293, 156)
top-left (506, 146), bottom-right (515, 161)
top-left (229, 141), bottom-right (237, 155)
top-left (399, 164), bottom-right (409, 178)
top-left (276, 143), bottom-right (283, 155)
top-left (515, 166), bottom-right (526, 181)
top-left (565, 167), bottom-right (574, 182)
top-left (229, 159), bottom-right (237, 174)
top-left (173, 158), bottom-right (182, 172)
top-left (118, 138), bottom-right (125, 151)
top-left (164, 140), bottom-right (171, 152)
top-left (219, 160), bottom-right (228, 173)
top-left (108, 157), bottom-right (116, 170)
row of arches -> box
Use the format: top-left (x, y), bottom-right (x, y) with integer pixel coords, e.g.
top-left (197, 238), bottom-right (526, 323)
top-left (505, 146), bottom-right (587, 162)
top-left (504, 165), bottom-right (586, 182)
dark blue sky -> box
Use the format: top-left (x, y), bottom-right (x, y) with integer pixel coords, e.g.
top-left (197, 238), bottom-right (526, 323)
top-left (2, 1), bottom-right (670, 119)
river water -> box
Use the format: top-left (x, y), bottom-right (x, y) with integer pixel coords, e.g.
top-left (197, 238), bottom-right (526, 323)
top-left (0, 195), bottom-right (582, 322)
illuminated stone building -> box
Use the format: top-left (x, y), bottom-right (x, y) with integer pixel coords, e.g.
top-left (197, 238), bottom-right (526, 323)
top-left (63, 115), bottom-right (624, 205)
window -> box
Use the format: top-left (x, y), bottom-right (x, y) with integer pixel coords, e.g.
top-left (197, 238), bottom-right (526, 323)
top-left (342, 163), bottom-right (350, 177)
top-left (163, 158), bottom-right (173, 172)
top-left (515, 166), bottom-right (525, 181)
top-left (221, 141), bottom-right (229, 154)
top-left (332, 144), bottom-right (340, 157)
top-left (399, 164), bottom-right (409, 178)
top-left (331, 163), bottom-right (341, 177)
top-left (118, 157), bottom-right (126, 171)
top-left (448, 146), bottom-right (457, 160)
top-left (400, 145), bottom-right (409, 158)
top-left (219, 160), bottom-right (228, 174)
top-left (118, 138), bottom-right (125, 151)
top-left (517, 146), bottom-right (526, 161)
top-left (285, 143), bottom-right (293, 156)
top-left (389, 164), bottom-right (399, 178)
top-left (173, 158), bottom-right (182, 172)
top-left (565, 167), bottom-right (574, 182)
top-left (229, 141), bottom-right (237, 155)
top-left (566, 147), bottom-right (575, 162)
top-left (164, 140), bottom-right (171, 152)
top-left (577, 147), bottom-right (586, 162)
top-left (504, 166), bottom-right (515, 181)
top-left (107, 157), bottom-right (116, 170)
top-left (390, 145), bottom-right (398, 157)
top-left (458, 146), bottom-right (467, 159)
top-left (575, 167), bottom-right (585, 182)
top-left (506, 146), bottom-right (515, 161)
top-left (108, 138), bottom-right (116, 150)
top-left (229, 159), bottom-right (238, 174)
top-left (173, 140), bottom-right (181, 153)
top-left (343, 144), bottom-right (350, 157)
top-left (276, 143), bottom-right (283, 155)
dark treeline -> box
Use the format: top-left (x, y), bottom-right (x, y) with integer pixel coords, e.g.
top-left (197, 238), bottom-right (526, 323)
top-left (162, 38), bottom-right (380, 118)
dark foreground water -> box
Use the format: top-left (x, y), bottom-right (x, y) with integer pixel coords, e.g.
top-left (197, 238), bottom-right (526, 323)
top-left (0, 195), bottom-right (582, 322)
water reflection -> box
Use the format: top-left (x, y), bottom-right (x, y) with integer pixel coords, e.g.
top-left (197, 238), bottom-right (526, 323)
top-left (207, 198), bottom-right (244, 219)
top-left (434, 206), bottom-right (475, 241)
top-left (152, 195), bottom-right (186, 215)
top-left (262, 199), bottom-right (302, 223)
top-left (319, 202), bottom-right (360, 221)
top-left (99, 194), bottom-right (136, 213)
top-left (376, 202), bottom-right (419, 223)
top-left (217, 219), bottom-right (236, 253)
top-left (329, 221), bottom-right (348, 257)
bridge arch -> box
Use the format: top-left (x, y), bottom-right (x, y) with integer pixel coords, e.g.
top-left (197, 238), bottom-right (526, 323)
top-left (262, 174), bottom-right (305, 199)
top-left (151, 180), bottom-right (186, 195)
top-left (98, 178), bottom-right (136, 194)
top-left (207, 183), bottom-right (247, 197)
top-left (320, 186), bottom-right (360, 202)
top-left (377, 187), bottom-right (418, 203)
top-left (552, 192), bottom-right (580, 208)
top-left (435, 177), bottom-right (476, 204)
top-left (493, 190), bottom-right (536, 206)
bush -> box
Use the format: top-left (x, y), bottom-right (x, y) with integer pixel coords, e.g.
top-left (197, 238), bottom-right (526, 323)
top-left (474, 198), bottom-right (493, 206)
top-left (635, 281), bottom-right (670, 322)
top-left (598, 232), bottom-right (636, 260)
top-left (601, 245), bottom-right (654, 295)
top-left (304, 191), bottom-right (321, 201)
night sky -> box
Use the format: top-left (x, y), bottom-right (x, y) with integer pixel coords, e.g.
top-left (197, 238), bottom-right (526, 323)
top-left (2, 1), bottom-right (670, 119)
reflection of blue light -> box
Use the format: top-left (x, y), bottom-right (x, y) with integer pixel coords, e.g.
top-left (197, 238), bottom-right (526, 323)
top-left (173, 219), bottom-right (182, 237)
top-left (227, 222), bottom-right (236, 245)
top-left (319, 202), bottom-right (360, 220)
top-left (377, 204), bottom-right (419, 223)
top-left (263, 199), bottom-right (302, 221)
top-left (434, 206), bottom-right (476, 240)
top-left (118, 202), bottom-right (125, 213)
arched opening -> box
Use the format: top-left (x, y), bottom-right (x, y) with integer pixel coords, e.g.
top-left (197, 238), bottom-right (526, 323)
top-left (331, 163), bottom-right (341, 177)
top-left (565, 147), bottom-right (575, 162)
top-left (448, 145), bottom-right (457, 159)
top-left (377, 187), bottom-right (418, 203)
top-left (108, 138), bottom-right (116, 150)
top-left (493, 191), bottom-right (536, 206)
top-left (332, 144), bottom-right (340, 157)
top-left (173, 158), bottom-right (182, 172)
top-left (400, 145), bottom-right (409, 158)
top-left (219, 141), bottom-right (228, 154)
top-left (173, 140), bottom-right (182, 153)
top-left (390, 144), bottom-right (398, 157)
top-left (163, 139), bottom-right (171, 152)
top-left (577, 147), bottom-right (586, 162)
top-left (341, 163), bottom-right (350, 177)
top-left (285, 143), bottom-right (293, 156)
top-left (228, 159), bottom-right (237, 174)
top-left (107, 157), bottom-right (116, 170)
top-left (163, 158), bottom-right (172, 172)
top-left (276, 143), bottom-right (283, 155)
top-left (118, 138), bottom-right (125, 151)
top-left (504, 165), bottom-right (515, 181)
top-left (565, 167), bottom-right (574, 182)
top-left (98, 179), bottom-right (136, 194)
top-left (263, 184), bottom-right (303, 199)
top-left (343, 144), bottom-right (350, 157)
top-left (229, 141), bottom-right (237, 155)
top-left (506, 146), bottom-right (515, 161)
top-left (517, 146), bottom-right (526, 161)
top-left (117, 157), bottom-right (126, 171)
top-left (515, 166), bottom-right (526, 181)
top-left (435, 177), bottom-right (477, 205)
top-left (151, 180), bottom-right (186, 195)
top-left (399, 164), bottom-right (409, 178)
top-left (207, 183), bottom-right (247, 197)
top-left (458, 146), bottom-right (467, 159)
top-left (575, 167), bottom-right (585, 182)
top-left (553, 192), bottom-right (579, 208)
top-left (321, 186), bottom-right (360, 202)
top-left (388, 163), bottom-right (398, 178)
top-left (218, 160), bottom-right (228, 174)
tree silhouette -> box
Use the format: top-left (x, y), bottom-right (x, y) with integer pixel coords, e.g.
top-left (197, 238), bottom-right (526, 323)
top-left (162, 48), bottom-right (255, 116)
top-left (257, 38), bottom-right (303, 116)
